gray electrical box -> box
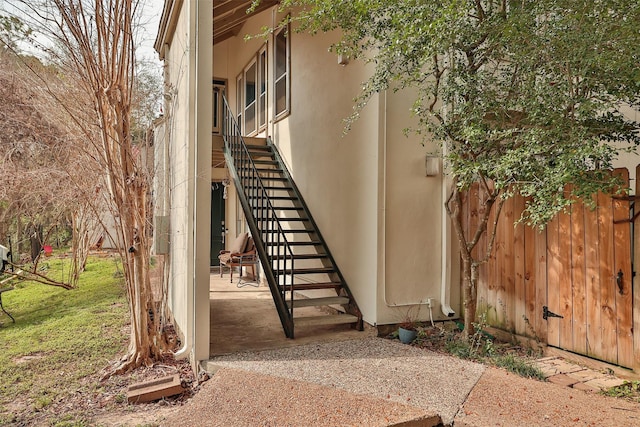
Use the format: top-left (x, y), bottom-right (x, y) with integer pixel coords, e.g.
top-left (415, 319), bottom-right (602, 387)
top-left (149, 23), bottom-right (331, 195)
top-left (153, 216), bottom-right (170, 255)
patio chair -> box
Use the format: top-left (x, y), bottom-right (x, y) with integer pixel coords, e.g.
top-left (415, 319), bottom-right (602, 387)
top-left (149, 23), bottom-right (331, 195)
top-left (218, 232), bottom-right (257, 283)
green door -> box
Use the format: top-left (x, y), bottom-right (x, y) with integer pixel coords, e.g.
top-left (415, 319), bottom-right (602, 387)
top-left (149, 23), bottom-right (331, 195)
top-left (210, 183), bottom-right (226, 266)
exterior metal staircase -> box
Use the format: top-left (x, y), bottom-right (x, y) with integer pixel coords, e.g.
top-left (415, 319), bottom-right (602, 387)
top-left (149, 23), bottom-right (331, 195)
top-left (222, 98), bottom-right (363, 338)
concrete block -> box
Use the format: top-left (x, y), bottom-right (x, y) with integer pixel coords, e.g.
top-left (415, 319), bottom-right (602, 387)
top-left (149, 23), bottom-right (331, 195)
top-left (571, 382), bottom-right (600, 393)
top-left (583, 377), bottom-right (625, 391)
top-left (127, 374), bottom-right (184, 403)
top-left (547, 374), bottom-right (580, 387)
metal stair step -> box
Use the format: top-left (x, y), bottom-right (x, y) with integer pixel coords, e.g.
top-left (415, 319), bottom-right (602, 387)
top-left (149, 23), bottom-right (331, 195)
top-left (251, 168), bottom-right (283, 173)
top-left (246, 185), bottom-right (293, 191)
top-left (287, 296), bottom-right (350, 308)
top-left (250, 159), bottom-right (279, 165)
top-left (252, 206), bottom-right (303, 211)
top-left (293, 314), bottom-right (359, 327)
top-left (279, 282), bottom-right (342, 291)
top-left (270, 253), bottom-right (328, 260)
top-left (271, 206), bottom-right (304, 211)
top-left (258, 176), bottom-right (288, 181)
top-left (245, 144), bottom-right (273, 151)
top-left (266, 240), bottom-right (322, 246)
top-left (248, 195), bottom-right (296, 200)
top-left (291, 267), bottom-right (335, 274)
top-left (248, 150), bottom-right (275, 158)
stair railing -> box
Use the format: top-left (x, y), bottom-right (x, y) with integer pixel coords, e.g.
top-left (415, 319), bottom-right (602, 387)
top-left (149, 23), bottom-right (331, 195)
top-left (221, 96), bottom-right (296, 338)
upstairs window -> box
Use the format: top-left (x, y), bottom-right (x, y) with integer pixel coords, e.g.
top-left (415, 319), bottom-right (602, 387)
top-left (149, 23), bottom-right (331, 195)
top-left (212, 80), bottom-right (226, 135)
top-left (258, 46), bottom-right (267, 130)
top-left (236, 73), bottom-right (243, 134)
top-left (236, 45), bottom-right (268, 136)
top-left (274, 24), bottom-right (290, 120)
top-left (244, 59), bottom-right (257, 135)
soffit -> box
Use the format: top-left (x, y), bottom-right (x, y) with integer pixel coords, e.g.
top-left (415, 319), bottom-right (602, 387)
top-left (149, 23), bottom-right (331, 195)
top-left (214, 0), bottom-right (278, 45)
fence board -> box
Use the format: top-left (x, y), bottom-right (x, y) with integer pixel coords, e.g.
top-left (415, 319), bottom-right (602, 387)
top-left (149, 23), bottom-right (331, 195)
top-left (597, 190), bottom-right (618, 364)
top-left (501, 196), bottom-right (516, 330)
top-left (634, 165), bottom-right (640, 371)
top-left (571, 199), bottom-right (587, 355)
top-left (584, 194), bottom-right (602, 359)
top-left (546, 216), bottom-right (561, 348)
top-left (487, 193), bottom-right (499, 324)
top-left (534, 227), bottom-right (548, 341)
top-left (514, 195), bottom-right (526, 334)
top-left (558, 198), bottom-right (573, 350)
top-left (613, 169), bottom-right (633, 368)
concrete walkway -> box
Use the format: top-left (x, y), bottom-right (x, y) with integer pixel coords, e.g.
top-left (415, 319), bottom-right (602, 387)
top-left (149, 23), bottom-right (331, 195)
top-left (158, 338), bottom-right (640, 426)
top-left (156, 273), bottom-right (640, 426)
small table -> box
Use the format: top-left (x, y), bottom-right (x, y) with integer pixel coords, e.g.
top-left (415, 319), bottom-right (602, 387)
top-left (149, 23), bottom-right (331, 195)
top-left (0, 287), bottom-right (15, 323)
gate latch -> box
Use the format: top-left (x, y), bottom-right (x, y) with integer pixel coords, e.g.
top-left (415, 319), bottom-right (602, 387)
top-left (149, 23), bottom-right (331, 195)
top-left (616, 270), bottom-right (624, 295)
top-left (543, 306), bottom-right (564, 320)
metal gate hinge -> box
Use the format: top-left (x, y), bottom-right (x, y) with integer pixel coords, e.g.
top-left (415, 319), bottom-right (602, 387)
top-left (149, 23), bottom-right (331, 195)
top-left (543, 306), bottom-right (564, 320)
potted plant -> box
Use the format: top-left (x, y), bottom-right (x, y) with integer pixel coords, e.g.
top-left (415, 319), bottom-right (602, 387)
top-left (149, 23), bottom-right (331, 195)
top-left (398, 322), bottom-right (418, 344)
top-left (397, 304), bottom-right (421, 344)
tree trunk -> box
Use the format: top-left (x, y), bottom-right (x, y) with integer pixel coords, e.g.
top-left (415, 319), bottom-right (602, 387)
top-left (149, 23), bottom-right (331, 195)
top-left (447, 180), bottom-right (502, 340)
top-left (30, 224), bottom-right (42, 262)
top-left (462, 258), bottom-right (480, 339)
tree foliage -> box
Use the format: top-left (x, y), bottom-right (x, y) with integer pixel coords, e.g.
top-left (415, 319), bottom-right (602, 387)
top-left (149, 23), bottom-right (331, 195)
top-left (277, 0), bottom-right (640, 336)
top-left (0, 45), bottom-right (93, 286)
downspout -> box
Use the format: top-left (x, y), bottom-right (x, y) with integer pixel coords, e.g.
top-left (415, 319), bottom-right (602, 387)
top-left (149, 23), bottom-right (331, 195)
top-left (440, 174), bottom-right (456, 318)
top-left (440, 48), bottom-right (457, 318)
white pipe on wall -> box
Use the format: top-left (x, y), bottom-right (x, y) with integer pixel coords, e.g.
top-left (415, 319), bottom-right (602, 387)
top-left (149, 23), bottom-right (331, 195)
top-left (440, 176), bottom-right (456, 318)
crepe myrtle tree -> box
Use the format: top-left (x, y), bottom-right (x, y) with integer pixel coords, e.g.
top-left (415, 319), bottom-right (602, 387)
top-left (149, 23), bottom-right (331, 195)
top-left (267, 0), bottom-right (640, 337)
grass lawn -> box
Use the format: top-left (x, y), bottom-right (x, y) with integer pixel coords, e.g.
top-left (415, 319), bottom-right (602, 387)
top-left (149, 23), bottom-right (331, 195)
top-left (0, 255), bottom-right (130, 426)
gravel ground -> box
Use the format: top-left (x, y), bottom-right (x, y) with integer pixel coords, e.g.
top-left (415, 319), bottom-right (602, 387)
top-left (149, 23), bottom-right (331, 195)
top-left (204, 337), bottom-right (486, 426)
top-left (159, 367), bottom-right (441, 426)
top-left (455, 367), bottom-right (640, 427)
top-left (146, 338), bottom-right (640, 427)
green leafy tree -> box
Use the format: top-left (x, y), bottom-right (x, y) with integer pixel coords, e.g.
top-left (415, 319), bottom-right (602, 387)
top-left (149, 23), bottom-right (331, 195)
top-left (275, 0), bottom-right (640, 337)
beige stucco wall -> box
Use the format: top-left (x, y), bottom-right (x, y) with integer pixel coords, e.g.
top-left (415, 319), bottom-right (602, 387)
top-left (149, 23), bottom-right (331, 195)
top-left (212, 8), bottom-right (464, 326)
top-left (376, 88), bottom-right (461, 324)
top-left (159, 0), bottom-right (212, 363)
top-left (163, 4), bottom-right (191, 339)
top-left (214, 13), bottom-right (381, 323)
top-left (273, 29), bottom-right (381, 325)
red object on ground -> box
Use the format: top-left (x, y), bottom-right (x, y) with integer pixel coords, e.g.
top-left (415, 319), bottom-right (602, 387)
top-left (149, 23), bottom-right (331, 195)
top-left (43, 245), bottom-right (53, 257)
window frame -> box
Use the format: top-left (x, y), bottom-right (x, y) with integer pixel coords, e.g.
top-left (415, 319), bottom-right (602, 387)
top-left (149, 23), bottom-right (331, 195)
top-left (243, 57), bottom-right (258, 136)
top-left (257, 45), bottom-right (268, 132)
top-left (212, 79), bottom-right (226, 135)
top-left (236, 73), bottom-right (243, 134)
top-left (273, 22), bottom-right (291, 122)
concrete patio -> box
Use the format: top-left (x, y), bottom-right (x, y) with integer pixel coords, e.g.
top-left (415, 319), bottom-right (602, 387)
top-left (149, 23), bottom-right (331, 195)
top-left (208, 268), bottom-right (373, 357)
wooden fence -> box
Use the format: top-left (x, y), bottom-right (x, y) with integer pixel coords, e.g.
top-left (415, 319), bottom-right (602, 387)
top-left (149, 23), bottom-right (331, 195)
top-left (462, 168), bottom-right (636, 368)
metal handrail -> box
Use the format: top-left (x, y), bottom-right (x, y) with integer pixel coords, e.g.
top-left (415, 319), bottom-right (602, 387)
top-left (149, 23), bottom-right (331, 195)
top-left (221, 96), bottom-right (296, 337)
